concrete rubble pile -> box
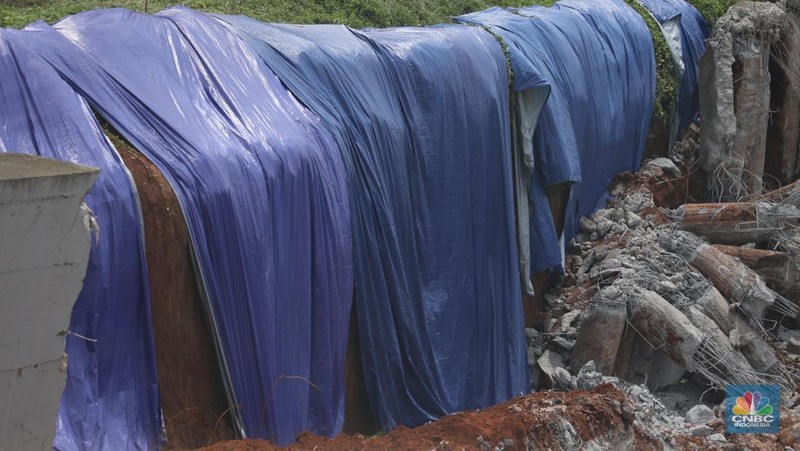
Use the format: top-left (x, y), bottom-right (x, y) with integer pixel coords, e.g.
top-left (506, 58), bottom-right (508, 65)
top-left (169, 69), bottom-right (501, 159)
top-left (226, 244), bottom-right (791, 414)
top-left (528, 149), bottom-right (800, 446)
top-left (520, 2), bottom-right (800, 445)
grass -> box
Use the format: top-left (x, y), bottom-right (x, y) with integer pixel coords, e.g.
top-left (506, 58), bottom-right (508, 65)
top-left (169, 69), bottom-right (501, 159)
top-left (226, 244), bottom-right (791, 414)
top-left (1, 0), bottom-right (545, 29)
top-left (2, 0), bottom-right (732, 30)
top-left (689, 0), bottom-right (740, 26)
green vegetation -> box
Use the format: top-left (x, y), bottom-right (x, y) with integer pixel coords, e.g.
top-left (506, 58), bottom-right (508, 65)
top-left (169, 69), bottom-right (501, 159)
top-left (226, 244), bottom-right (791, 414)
top-left (1, 0), bottom-right (542, 29)
top-left (0, 0), bottom-right (734, 30)
top-left (625, 0), bottom-right (676, 124)
top-left (689, 0), bottom-right (740, 26)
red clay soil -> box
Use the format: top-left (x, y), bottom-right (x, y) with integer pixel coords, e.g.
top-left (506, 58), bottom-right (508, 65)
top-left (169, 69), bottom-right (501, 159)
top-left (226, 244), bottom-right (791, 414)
top-left (202, 387), bottom-right (800, 451)
top-left (201, 384), bottom-right (644, 450)
top-left (115, 131), bottom-right (380, 444)
top-left (611, 163), bottom-right (706, 210)
top-left (672, 410), bottom-right (798, 451)
top-left (113, 134), bottom-right (235, 448)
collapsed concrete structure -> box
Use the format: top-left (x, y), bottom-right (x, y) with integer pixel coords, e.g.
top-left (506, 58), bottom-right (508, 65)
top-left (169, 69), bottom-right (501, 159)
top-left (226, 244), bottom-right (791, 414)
top-left (518, 10), bottom-right (800, 432)
top-left (527, 151), bottom-right (800, 446)
top-left (568, 218), bottom-right (793, 391)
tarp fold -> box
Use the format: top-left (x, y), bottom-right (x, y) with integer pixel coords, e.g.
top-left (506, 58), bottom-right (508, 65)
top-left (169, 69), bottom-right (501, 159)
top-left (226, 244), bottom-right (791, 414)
top-left (25, 7), bottom-right (353, 445)
top-left (217, 16), bottom-right (530, 429)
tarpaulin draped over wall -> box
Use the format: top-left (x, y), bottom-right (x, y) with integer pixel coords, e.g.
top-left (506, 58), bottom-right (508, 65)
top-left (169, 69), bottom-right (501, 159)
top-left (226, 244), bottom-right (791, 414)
top-left (27, 7), bottom-right (353, 445)
top-left (216, 16), bottom-right (529, 429)
top-left (638, 0), bottom-right (710, 136)
top-left (0, 29), bottom-right (161, 450)
top-left (457, 0), bottom-right (656, 273)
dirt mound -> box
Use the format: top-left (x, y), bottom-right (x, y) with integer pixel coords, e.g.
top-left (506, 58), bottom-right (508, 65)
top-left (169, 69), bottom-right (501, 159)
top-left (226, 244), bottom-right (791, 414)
top-left (114, 134), bottom-right (234, 448)
top-left (202, 384), bottom-right (651, 450)
top-left (198, 384), bottom-right (660, 451)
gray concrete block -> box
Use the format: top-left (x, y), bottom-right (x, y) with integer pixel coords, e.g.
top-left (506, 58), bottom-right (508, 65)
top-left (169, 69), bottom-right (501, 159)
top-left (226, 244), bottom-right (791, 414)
top-left (0, 153), bottom-right (97, 450)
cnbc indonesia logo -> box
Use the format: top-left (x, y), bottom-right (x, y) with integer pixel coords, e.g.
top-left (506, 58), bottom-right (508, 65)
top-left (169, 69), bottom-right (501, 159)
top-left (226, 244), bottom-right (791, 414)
top-left (731, 392), bottom-right (773, 425)
top-left (726, 385), bottom-right (779, 434)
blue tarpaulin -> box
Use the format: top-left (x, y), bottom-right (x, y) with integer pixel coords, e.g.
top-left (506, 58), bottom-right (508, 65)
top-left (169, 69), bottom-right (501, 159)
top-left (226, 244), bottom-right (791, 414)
top-left (457, 0), bottom-right (656, 273)
top-left (0, 28), bottom-right (161, 450)
top-left (216, 16), bottom-right (529, 429)
top-left (0, 0), bottom-right (707, 445)
top-left (27, 7), bottom-right (353, 445)
top-left (638, 0), bottom-right (710, 135)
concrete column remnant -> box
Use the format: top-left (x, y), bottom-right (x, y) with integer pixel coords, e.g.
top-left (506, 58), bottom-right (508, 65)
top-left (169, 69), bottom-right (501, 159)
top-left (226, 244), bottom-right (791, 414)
top-left (689, 243), bottom-right (778, 320)
top-left (571, 286), bottom-right (627, 375)
top-left (671, 202), bottom-right (800, 245)
top-left (695, 286), bottom-right (735, 333)
top-left (660, 229), bottom-right (782, 320)
top-left (627, 290), bottom-right (702, 371)
top-left (713, 244), bottom-right (796, 293)
top-left (685, 307), bottom-right (761, 386)
top-left (700, 2), bottom-right (787, 199)
top-left (0, 153), bottom-right (97, 450)
top-left (766, 0), bottom-right (800, 185)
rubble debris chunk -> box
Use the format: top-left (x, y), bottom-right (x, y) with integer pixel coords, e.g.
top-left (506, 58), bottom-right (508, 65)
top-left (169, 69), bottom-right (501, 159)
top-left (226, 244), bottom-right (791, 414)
top-left (685, 405), bottom-right (715, 424)
top-left (645, 157), bottom-right (681, 178)
top-left (552, 367), bottom-right (575, 390)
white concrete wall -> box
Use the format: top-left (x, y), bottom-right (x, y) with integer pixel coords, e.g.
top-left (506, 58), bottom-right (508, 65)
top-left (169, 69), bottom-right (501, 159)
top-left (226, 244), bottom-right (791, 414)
top-left (0, 153), bottom-right (97, 450)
